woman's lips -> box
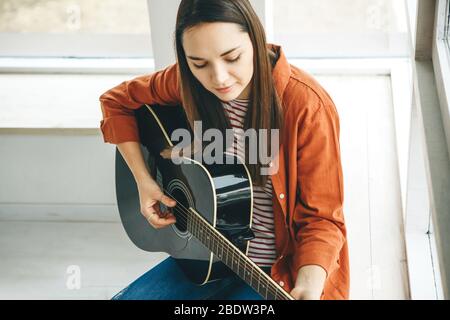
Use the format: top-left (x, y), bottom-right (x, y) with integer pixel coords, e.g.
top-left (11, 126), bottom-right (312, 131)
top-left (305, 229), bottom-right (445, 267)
top-left (216, 84), bottom-right (234, 93)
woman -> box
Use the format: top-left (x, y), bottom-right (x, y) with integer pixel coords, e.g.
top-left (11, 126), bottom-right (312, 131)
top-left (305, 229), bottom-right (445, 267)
top-left (99, 0), bottom-right (349, 300)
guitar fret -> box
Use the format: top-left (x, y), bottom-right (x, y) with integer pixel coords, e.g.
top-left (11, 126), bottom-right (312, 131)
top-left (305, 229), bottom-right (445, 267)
top-left (218, 244), bottom-right (223, 260)
top-left (248, 267), bottom-right (254, 288)
top-left (250, 267), bottom-right (257, 291)
top-left (225, 242), bottom-right (233, 269)
top-left (212, 231), bottom-right (217, 258)
top-left (256, 268), bottom-right (260, 293)
top-left (263, 278), bottom-right (268, 299)
top-left (268, 283), bottom-right (277, 300)
top-left (239, 259), bottom-right (245, 279)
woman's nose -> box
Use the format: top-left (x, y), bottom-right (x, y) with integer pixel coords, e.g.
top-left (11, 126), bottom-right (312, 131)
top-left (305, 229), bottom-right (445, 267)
top-left (211, 64), bottom-right (229, 85)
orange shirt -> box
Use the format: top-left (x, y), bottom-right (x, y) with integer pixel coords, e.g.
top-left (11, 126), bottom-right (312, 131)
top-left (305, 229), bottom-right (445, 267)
top-left (99, 43), bottom-right (350, 300)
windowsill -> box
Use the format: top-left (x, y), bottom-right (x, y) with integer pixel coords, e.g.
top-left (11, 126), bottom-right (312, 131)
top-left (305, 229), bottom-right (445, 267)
top-left (0, 57), bottom-right (155, 74)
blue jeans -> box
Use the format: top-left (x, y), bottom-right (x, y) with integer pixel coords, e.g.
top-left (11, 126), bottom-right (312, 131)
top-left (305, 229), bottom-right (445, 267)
top-left (112, 257), bottom-right (271, 300)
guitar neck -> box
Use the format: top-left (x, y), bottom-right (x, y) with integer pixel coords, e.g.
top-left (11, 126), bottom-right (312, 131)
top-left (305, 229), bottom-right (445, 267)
top-left (186, 207), bottom-right (293, 300)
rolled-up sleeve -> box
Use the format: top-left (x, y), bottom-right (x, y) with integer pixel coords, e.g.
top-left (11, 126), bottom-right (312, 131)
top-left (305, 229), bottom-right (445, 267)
top-left (99, 63), bottom-right (181, 144)
top-left (291, 101), bottom-right (347, 280)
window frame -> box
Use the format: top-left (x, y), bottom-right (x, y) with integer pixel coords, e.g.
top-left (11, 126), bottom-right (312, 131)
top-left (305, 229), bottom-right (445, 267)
top-left (433, 0), bottom-right (450, 153)
top-left (0, 33), bottom-right (153, 59)
top-left (431, 0), bottom-right (450, 299)
top-left (404, 0), bottom-right (450, 300)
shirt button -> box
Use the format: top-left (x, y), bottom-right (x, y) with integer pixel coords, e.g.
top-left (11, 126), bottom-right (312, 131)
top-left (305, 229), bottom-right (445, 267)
top-left (269, 162), bottom-right (273, 167)
top-left (279, 193), bottom-right (285, 199)
top-left (279, 281), bottom-right (285, 287)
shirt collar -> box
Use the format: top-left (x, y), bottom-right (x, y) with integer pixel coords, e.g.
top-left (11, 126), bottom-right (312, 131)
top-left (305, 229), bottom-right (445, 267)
top-left (267, 43), bottom-right (291, 104)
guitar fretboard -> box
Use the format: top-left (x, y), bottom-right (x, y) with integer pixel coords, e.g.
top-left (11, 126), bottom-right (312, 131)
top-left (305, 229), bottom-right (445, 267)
top-left (185, 207), bottom-right (293, 300)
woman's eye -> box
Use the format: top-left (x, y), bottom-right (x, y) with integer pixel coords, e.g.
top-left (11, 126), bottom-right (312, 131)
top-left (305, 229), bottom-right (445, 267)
top-left (227, 55), bottom-right (241, 63)
top-left (192, 55), bottom-right (240, 69)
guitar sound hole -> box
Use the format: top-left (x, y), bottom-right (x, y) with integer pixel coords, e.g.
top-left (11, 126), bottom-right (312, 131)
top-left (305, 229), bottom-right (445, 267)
top-left (170, 188), bottom-right (190, 233)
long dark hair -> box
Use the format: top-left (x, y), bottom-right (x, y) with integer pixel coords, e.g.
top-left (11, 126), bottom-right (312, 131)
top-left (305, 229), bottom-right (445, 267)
top-left (174, 0), bottom-right (284, 187)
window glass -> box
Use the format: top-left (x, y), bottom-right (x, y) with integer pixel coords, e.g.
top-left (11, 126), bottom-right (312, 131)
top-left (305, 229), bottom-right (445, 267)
top-left (0, 0), bottom-right (150, 34)
top-left (274, 0), bottom-right (410, 57)
top-left (0, 0), bottom-right (152, 57)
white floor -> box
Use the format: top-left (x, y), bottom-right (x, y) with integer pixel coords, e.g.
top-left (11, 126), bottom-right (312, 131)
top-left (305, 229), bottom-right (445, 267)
top-left (0, 72), bottom-right (410, 300)
top-left (0, 220), bottom-right (168, 300)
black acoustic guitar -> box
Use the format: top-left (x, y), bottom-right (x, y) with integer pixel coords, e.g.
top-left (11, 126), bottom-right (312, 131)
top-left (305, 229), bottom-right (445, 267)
top-left (115, 103), bottom-right (293, 300)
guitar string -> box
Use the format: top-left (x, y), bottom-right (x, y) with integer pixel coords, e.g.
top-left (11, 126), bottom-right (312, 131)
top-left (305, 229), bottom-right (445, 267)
top-left (152, 187), bottom-right (287, 299)
top-left (169, 205), bottom-right (284, 300)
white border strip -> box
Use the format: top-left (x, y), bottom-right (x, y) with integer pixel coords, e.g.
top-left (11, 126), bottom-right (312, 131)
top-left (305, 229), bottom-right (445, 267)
top-left (0, 58), bottom-right (155, 74)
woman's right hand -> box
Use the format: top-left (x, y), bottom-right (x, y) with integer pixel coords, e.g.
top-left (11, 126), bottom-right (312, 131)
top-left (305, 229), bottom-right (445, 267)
top-left (137, 176), bottom-right (177, 229)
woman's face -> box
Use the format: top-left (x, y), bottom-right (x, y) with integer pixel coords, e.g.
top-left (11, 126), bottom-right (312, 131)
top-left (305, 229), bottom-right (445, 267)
top-left (182, 22), bottom-right (254, 101)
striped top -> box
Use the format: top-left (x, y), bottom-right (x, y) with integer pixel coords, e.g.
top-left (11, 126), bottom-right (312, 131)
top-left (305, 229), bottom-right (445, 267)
top-left (221, 98), bottom-right (277, 267)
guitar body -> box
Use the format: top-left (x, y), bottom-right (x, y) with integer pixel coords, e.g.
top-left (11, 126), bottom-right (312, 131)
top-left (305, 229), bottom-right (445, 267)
top-left (115, 104), bottom-right (254, 285)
